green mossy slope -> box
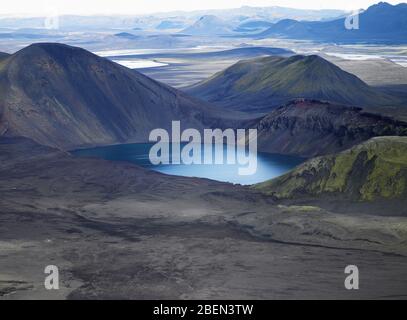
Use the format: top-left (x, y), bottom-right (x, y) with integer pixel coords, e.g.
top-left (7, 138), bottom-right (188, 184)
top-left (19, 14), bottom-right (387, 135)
top-left (186, 55), bottom-right (398, 111)
top-left (255, 136), bottom-right (407, 201)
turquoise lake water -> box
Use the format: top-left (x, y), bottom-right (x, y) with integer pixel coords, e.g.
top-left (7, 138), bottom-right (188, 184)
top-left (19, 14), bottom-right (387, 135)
top-left (72, 143), bottom-right (305, 185)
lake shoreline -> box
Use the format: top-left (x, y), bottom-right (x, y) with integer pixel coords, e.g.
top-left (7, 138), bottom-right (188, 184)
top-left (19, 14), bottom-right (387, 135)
top-left (72, 142), bottom-right (306, 185)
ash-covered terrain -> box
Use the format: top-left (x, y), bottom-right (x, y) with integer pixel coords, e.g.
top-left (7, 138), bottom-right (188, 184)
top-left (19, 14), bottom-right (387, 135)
top-left (1, 137), bottom-right (407, 300)
top-left (0, 41), bottom-right (407, 300)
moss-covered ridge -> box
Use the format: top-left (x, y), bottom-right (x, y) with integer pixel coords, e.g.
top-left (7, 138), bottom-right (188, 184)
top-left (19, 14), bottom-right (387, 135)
top-left (255, 136), bottom-right (407, 201)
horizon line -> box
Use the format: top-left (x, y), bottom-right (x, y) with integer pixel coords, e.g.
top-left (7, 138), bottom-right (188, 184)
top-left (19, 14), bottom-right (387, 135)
top-left (1, 3), bottom-right (394, 19)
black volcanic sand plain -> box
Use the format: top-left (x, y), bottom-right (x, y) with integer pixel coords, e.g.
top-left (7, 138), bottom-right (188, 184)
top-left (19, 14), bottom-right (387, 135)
top-left (1, 137), bottom-right (407, 299)
top-left (0, 43), bottom-right (407, 300)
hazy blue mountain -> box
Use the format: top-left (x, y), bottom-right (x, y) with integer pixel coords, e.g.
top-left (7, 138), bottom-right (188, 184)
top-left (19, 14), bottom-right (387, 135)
top-left (0, 6), bottom-right (345, 32)
top-left (185, 55), bottom-right (397, 112)
top-left (179, 6), bottom-right (345, 24)
top-left (181, 15), bottom-right (234, 36)
top-left (114, 32), bottom-right (140, 39)
top-left (259, 19), bottom-right (315, 38)
top-left (156, 20), bottom-right (187, 30)
top-left (258, 2), bottom-right (407, 43)
top-left (234, 20), bottom-right (274, 33)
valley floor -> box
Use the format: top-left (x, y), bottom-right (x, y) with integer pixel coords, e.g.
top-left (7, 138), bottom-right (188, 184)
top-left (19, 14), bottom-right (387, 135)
top-left (1, 138), bottom-right (407, 299)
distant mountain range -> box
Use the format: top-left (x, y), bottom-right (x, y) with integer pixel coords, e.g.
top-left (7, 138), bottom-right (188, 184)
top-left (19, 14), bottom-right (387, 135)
top-left (1, 2), bottom-right (404, 44)
top-left (179, 6), bottom-right (347, 36)
top-left (0, 43), bottom-right (242, 149)
top-left (181, 15), bottom-right (234, 36)
top-left (250, 99), bottom-right (407, 157)
top-left (0, 6), bottom-right (345, 31)
top-left (114, 32), bottom-right (140, 39)
top-left (258, 2), bottom-right (407, 43)
top-left (234, 20), bottom-right (274, 33)
top-left (156, 20), bottom-right (187, 30)
top-left (185, 55), bottom-right (398, 112)
top-left (256, 136), bottom-right (407, 201)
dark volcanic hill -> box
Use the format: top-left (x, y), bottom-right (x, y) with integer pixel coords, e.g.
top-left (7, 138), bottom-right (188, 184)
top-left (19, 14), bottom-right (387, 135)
top-left (0, 43), bottom-right (242, 150)
top-left (250, 99), bottom-right (407, 157)
top-left (255, 136), bottom-right (407, 201)
top-left (185, 55), bottom-right (397, 112)
top-left (258, 2), bottom-right (407, 43)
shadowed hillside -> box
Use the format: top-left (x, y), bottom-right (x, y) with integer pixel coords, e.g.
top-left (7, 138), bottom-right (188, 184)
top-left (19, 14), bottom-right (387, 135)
top-left (0, 43), bottom-right (244, 150)
top-left (185, 55), bottom-right (397, 112)
top-left (0, 52), bottom-right (10, 59)
top-left (250, 99), bottom-right (407, 157)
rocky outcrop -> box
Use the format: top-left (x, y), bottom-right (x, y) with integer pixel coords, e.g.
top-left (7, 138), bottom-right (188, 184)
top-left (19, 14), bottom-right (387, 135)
top-left (252, 99), bottom-right (407, 157)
